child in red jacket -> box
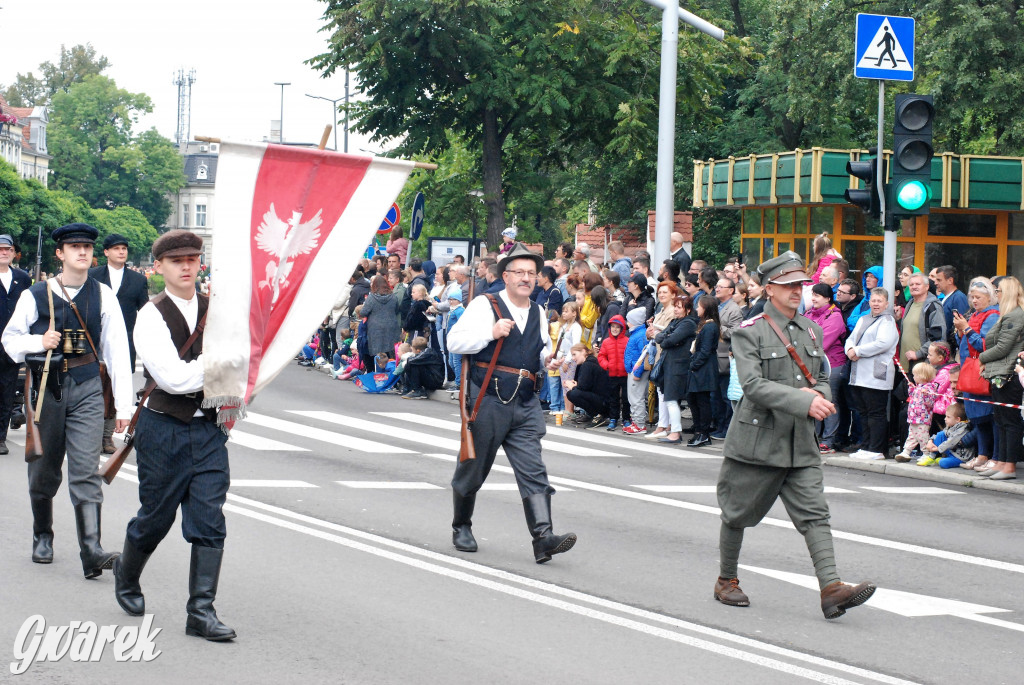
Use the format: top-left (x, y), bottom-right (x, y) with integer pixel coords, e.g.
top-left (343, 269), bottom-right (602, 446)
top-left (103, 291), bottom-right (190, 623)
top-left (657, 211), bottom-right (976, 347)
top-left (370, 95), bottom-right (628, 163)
top-left (597, 314), bottom-right (631, 431)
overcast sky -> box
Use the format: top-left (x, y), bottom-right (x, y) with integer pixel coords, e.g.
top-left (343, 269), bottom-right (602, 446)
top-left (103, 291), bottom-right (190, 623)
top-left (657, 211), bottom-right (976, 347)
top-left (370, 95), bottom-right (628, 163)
top-left (0, 0), bottom-right (380, 152)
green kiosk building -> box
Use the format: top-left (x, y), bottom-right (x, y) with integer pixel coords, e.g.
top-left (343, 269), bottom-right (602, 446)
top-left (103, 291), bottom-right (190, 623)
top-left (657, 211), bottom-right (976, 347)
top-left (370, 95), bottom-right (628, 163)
top-left (693, 148), bottom-right (1024, 281)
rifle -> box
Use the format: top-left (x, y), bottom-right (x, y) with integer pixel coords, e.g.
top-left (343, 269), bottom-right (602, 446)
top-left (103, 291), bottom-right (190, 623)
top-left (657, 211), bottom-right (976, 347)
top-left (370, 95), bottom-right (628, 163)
top-left (23, 373), bottom-right (42, 462)
top-left (458, 253), bottom-right (477, 463)
top-left (99, 309), bottom-right (207, 484)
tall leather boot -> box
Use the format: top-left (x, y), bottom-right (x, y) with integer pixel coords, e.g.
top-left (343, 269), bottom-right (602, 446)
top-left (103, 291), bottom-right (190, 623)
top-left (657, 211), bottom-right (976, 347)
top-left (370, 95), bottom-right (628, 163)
top-left (113, 539), bottom-right (152, 616)
top-left (185, 545), bottom-right (236, 641)
top-left (522, 493), bottom-right (577, 564)
top-left (31, 497), bottom-right (54, 564)
top-left (74, 502), bottom-right (119, 579)
top-left (452, 491), bottom-right (478, 552)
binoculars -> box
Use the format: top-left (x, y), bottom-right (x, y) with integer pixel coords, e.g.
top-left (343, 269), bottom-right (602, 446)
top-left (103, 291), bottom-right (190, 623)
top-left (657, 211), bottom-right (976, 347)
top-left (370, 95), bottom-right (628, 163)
top-left (62, 329), bottom-right (89, 355)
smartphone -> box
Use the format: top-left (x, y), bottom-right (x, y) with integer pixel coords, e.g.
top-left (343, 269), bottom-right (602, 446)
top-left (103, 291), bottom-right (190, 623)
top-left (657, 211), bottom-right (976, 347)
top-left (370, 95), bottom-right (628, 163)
top-left (952, 309), bottom-right (960, 317)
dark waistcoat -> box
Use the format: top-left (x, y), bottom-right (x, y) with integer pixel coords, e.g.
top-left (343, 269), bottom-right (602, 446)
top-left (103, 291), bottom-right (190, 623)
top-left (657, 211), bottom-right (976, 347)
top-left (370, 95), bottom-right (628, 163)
top-left (144, 292), bottom-right (209, 423)
top-left (29, 279), bottom-right (102, 382)
top-left (471, 295), bottom-right (544, 395)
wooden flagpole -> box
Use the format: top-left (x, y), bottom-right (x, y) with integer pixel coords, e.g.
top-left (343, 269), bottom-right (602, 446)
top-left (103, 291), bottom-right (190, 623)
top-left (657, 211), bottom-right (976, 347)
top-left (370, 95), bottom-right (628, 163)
top-left (195, 135), bottom-right (438, 170)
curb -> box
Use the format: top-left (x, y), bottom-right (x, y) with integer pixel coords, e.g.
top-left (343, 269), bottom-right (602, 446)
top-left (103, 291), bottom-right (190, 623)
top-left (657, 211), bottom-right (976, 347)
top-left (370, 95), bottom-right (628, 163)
top-left (824, 456), bottom-right (1024, 496)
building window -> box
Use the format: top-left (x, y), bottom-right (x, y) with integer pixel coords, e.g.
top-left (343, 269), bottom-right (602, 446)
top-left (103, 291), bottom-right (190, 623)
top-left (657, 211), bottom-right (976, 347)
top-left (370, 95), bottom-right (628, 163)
top-left (196, 164), bottom-right (208, 181)
top-left (196, 203), bottom-right (207, 227)
top-left (183, 204), bottom-right (190, 228)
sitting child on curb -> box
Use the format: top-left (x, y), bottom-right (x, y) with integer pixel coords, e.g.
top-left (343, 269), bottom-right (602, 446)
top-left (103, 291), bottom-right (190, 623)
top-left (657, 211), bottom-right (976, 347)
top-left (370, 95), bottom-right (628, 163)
top-left (922, 403), bottom-right (977, 468)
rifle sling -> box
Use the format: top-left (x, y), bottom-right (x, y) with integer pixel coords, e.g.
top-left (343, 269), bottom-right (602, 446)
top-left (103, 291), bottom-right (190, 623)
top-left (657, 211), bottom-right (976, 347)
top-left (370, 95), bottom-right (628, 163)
top-left (468, 294), bottom-right (505, 423)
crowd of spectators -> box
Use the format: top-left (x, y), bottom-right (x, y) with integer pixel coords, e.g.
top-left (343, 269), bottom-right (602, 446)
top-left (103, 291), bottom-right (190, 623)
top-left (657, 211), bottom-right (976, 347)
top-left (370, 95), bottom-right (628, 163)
top-left (299, 231), bottom-right (1024, 480)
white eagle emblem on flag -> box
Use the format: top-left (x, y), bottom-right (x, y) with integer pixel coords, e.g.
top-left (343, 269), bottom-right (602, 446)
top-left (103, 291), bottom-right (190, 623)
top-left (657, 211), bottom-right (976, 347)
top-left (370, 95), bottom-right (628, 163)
top-left (255, 203), bottom-right (323, 302)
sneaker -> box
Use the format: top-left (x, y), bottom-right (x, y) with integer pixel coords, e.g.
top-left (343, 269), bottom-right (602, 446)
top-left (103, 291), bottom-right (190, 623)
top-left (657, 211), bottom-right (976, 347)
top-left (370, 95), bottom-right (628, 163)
top-left (853, 451), bottom-right (886, 461)
top-left (402, 389), bottom-right (429, 400)
top-left (710, 431), bottom-right (727, 441)
top-left (916, 455), bottom-right (937, 466)
top-left (819, 443), bottom-right (835, 455)
top-left (588, 415), bottom-right (610, 429)
top-left (606, 420), bottom-right (618, 431)
top-left (623, 424), bottom-right (645, 435)
top-left (572, 413), bottom-right (593, 425)
top-left (894, 452), bottom-right (912, 463)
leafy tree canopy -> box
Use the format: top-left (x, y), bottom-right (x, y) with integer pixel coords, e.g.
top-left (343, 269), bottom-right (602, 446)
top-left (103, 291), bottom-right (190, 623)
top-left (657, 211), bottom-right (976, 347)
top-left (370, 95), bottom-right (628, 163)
top-left (2, 43), bottom-right (110, 107)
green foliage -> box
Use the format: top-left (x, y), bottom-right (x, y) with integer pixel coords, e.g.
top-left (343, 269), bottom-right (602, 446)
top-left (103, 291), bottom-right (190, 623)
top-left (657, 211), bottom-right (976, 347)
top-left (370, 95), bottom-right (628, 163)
top-left (91, 206), bottom-right (160, 265)
top-left (2, 43), bottom-right (110, 106)
top-left (148, 274), bottom-right (165, 295)
top-left (691, 208), bottom-right (740, 268)
top-left (49, 75), bottom-right (185, 228)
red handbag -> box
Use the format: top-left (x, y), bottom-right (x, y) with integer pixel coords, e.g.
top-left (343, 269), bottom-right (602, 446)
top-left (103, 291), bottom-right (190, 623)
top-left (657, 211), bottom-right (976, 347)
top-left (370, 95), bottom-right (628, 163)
top-left (958, 310), bottom-right (997, 396)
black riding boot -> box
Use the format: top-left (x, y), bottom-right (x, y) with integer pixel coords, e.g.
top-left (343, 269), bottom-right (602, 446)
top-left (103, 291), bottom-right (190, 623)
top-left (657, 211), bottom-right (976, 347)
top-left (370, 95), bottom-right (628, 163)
top-left (114, 539), bottom-right (152, 616)
top-left (522, 493), bottom-right (577, 564)
top-left (74, 502), bottom-right (119, 579)
top-left (452, 491), bottom-right (478, 552)
top-left (185, 545), bottom-right (236, 641)
top-left (31, 497), bottom-right (53, 564)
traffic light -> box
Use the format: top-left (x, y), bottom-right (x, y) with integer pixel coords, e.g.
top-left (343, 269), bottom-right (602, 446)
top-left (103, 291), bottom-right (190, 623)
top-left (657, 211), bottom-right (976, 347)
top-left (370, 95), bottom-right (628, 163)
top-left (845, 155), bottom-right (885, 223)
top-left (890, 94), bottom-right (934, 217)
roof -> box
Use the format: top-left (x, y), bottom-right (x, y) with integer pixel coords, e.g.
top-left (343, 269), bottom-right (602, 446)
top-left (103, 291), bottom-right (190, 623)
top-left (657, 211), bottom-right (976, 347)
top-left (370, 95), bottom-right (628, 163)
top-left (574, 214), bottom-right (692, 264)
top-left (183, 154), bottom-right (218, 185)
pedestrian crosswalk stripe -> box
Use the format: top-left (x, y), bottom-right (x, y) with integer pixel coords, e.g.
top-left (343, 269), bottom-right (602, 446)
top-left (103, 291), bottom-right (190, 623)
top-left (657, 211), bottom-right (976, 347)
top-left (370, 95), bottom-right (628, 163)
top-left (371, 412), bottom-right (632, 458)
top-left (291, 410), bottom-right (463, 452)
top-left (634, 485), bottom-right (858, 494)
top-left (861, 486), bottom-right (963, 495)
top-left (336, 481), bottom-right (443, 489)
top-left (230, 430), bottom-right (310, 452)
top-left (245, 412), bottom-right (414, 454)
top-left (231, 480), bottom-right (318, 488)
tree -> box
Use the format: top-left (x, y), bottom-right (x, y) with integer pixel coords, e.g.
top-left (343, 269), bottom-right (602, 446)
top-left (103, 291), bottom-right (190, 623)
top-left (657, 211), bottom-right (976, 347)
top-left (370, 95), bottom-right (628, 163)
top-left (49, 75), bottom-right (185, 228)
top-left (2, 43), bottom-right (110, 107)
top-left (92, 206), bottom-right (160, 264)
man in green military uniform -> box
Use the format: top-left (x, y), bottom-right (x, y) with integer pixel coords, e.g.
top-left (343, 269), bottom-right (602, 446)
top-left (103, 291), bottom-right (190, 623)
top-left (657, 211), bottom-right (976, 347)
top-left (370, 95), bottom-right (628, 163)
top-left (715, 251), bottom-right (876, 620)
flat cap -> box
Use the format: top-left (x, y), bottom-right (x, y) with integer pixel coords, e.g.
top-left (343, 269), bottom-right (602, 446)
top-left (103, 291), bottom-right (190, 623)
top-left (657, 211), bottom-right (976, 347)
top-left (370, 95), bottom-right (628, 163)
top-left (152, 229), bottom-right (203, 261)
top-left (52, 223), bottom-right (98, 245)
top-left (103, 233), bottom-right (130, 250)
top-left (756, 250), bottom-right (811, 285)
top-left (0, 234), bottom-right (14, 248)
top-left (498, 242), bottom-right (543, 273)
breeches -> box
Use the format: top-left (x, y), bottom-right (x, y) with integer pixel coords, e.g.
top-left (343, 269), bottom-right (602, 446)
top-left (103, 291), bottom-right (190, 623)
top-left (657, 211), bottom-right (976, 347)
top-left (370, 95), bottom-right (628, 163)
top-left (717, 458), bottom-right (831, 534)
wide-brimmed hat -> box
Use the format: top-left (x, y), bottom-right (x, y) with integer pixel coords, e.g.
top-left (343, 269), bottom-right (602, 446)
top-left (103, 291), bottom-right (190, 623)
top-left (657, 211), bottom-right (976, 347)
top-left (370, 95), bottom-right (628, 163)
top-left (498, 242), bottom-right (543, 273)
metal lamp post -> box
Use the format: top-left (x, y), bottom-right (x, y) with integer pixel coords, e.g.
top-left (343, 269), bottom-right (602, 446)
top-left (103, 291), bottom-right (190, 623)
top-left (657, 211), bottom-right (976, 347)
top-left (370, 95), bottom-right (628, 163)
top-left (468, 189), bottom-right (485, 261)
top-left (305, 93), bottom-right (344, 151)
top-left (273, 82), bottom-right (290, 143)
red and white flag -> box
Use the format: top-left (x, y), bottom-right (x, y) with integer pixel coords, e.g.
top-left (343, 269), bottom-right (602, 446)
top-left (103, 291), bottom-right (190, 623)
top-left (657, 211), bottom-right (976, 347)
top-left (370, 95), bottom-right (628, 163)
top-left (203, 141), bottom-right (415, 425)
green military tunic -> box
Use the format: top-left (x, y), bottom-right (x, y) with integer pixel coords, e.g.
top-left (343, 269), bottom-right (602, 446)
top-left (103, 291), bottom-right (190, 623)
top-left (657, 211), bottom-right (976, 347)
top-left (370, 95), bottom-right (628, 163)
top-left (718, 299), bottom-right (833, 533)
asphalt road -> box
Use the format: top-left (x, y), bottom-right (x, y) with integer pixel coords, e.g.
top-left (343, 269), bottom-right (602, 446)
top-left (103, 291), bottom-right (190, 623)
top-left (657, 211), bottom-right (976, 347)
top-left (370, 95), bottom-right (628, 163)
top-left (2, 364), bottom-right (1022, 684)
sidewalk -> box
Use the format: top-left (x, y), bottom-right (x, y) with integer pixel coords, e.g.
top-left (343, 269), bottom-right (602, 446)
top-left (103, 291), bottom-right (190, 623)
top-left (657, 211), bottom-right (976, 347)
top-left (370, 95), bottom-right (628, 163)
top-left (824, 455), bottom-right (1024, 496)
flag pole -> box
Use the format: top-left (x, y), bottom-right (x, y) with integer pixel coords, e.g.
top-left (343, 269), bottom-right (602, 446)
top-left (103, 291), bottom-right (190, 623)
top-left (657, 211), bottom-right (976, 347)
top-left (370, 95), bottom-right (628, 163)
top-left (194, 135), bottom-right (438, 170)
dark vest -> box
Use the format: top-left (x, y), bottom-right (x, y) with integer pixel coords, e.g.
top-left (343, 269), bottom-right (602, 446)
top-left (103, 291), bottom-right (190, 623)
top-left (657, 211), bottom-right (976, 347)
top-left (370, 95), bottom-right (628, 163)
top-left (28, 279), bottom-right (102, 382)
top-left (470, 295), bottom-right (544, 397)
top-left (143, 292), bottom-right (209, 423)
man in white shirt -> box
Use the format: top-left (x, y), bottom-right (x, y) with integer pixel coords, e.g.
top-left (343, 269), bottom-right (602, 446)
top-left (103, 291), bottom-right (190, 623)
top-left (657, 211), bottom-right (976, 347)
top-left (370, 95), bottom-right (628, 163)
top-left (112, 229), bottom-right (235, 641)
top-left (447, 243), bottom-right (577, 563)
top-left (2, 223), bottom-right (133, 577)
top-left (90, 233), bottom-right (151, 454)
top-left (0, 233), bottom-right (32, 455)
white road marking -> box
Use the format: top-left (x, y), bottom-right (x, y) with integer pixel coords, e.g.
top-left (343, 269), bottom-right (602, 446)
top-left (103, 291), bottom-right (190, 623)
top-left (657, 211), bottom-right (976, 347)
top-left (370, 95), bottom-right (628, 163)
top-left (245, 412), bottom-right (414, 454)
top-left (861, 486), bottom-right (963, 495)
top-left (229, 430), bottom-right (310, 452)
top-left (217, 492), bottom-right (911, 685)
top-left (317, 410), bottom-right (630, 457)
top-left (230, 480), bottom-right (318, 488)
top-left (740, 565), bottom-right (1024, 633)
top-left (336, 481), bottom-right (443, 489)
top-left (635, 485), bottom-right (857, 494)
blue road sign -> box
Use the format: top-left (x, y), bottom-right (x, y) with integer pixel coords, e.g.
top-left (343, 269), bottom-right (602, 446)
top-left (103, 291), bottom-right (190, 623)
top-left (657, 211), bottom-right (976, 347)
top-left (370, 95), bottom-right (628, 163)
top-left (855, 14), bottom-right (915, 81)
top-left (410, 192), bottom-right (425, 241)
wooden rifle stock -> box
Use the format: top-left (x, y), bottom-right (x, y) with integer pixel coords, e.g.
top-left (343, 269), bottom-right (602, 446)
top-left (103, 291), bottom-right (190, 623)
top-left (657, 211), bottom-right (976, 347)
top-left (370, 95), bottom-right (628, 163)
top-left (23, 373), bottom-right (43, 463)
top-left (458, 257), bottom-right (477, 463)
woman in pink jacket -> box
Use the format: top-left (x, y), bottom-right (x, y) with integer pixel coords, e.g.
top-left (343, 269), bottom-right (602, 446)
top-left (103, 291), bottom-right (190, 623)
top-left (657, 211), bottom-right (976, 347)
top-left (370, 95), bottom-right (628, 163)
top-left (804, 283), bottom-right (849, 453)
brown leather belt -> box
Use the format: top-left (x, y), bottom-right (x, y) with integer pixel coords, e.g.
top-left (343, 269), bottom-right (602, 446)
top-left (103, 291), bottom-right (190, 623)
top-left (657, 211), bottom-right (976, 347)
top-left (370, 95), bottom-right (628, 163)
top-left (474, 362), bottom-right (536, 382)
top-left (63, 352), bottom-right (97, 371)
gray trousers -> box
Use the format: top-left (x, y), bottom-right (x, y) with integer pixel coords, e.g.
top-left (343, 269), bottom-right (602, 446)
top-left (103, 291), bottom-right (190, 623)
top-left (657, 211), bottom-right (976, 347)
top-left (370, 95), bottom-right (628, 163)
top-left (627, 372), bottom-right (649, 426)
top-left (30, 375), bottom-right (105, 506)
top-left (716, 457), bottom-right (831, 533)
top-left (452, 387), bottom-right (552, 499)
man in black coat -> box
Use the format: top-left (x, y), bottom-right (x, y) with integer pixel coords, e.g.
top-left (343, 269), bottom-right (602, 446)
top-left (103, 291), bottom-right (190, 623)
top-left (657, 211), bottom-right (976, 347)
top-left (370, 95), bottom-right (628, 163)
top-left (89, 233), bottom-right (150, 453)
top-left (0, 234), bottom-right (32, 455)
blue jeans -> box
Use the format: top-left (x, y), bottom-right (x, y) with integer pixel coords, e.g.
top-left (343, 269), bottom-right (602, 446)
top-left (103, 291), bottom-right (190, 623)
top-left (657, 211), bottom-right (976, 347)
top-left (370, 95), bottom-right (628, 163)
top-left (449, 352), bottom-right (462, 385)
top-left (547, 375), bottom-right (564, 412)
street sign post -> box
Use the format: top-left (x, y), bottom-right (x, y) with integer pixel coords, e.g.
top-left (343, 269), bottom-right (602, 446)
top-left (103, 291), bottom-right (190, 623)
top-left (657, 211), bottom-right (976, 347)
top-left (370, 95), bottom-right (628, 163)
top-left (410, 192), bottom-right (425, 241)
top-left (855, 14), bottom-right (915, 81)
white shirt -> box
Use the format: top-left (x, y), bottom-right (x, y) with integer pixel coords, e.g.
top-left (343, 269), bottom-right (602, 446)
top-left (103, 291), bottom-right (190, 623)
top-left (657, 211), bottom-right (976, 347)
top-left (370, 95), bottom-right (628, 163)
top-left (134, 290), bottom-right (204, 399)
top-left (1, 278), bottom-right (134, 419)
top-left (447, 289), bottom-right (551, 368)
top-left (0, 268), bottom-right (11, 293)
top-left (107, 265), bottom-right (124, 295)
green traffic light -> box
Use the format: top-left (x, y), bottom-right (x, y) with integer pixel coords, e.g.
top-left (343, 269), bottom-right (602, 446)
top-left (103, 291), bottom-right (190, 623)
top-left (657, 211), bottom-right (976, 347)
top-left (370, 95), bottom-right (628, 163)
top-left (896, 180), bottom-right (930, 211)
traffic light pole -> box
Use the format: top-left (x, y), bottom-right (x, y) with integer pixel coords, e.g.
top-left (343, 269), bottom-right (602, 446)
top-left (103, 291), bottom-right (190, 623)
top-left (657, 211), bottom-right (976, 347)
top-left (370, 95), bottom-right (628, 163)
top-left (878, 80), bottom-right (897, 303)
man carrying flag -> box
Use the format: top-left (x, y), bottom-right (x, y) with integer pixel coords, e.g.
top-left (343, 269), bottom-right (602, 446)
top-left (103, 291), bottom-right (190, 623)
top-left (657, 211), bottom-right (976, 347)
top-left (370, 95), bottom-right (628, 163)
top-left (113, 230), bottom-right (236, 641)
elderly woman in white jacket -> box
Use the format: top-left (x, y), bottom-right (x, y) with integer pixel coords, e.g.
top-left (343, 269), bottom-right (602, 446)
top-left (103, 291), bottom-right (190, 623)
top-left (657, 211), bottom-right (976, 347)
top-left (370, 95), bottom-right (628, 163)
top-left (844, 287), bottom-right (900, 460)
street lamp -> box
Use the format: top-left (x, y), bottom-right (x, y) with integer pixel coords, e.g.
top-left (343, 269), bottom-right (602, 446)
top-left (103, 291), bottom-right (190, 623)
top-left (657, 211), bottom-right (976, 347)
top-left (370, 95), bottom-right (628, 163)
top-left (305, 93), bottom-right (344, 151)
top-left (467, 189), bottom-right (485, 261)
top-left (273, 82), bottom-right (290, 144)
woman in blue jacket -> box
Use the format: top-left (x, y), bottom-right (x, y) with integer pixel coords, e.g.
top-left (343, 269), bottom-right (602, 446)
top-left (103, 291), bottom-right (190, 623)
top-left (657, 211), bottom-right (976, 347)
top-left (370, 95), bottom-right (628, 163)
top-left (686, 294), bottom-right (720, 447)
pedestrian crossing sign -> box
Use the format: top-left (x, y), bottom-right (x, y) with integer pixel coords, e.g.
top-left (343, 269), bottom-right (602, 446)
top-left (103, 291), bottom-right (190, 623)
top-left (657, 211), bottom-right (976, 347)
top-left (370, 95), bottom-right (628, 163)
top-left (855, 14), bottom-right (915, 81)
